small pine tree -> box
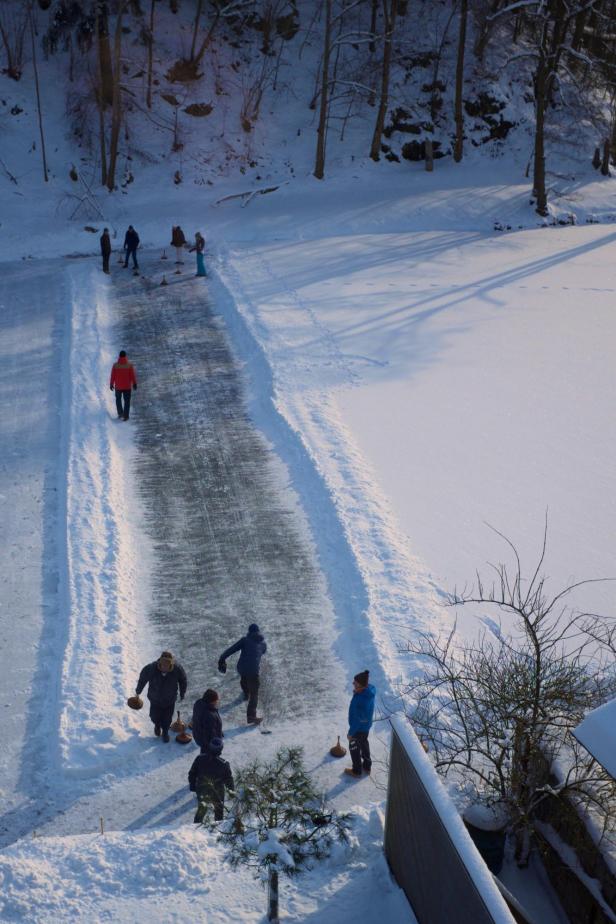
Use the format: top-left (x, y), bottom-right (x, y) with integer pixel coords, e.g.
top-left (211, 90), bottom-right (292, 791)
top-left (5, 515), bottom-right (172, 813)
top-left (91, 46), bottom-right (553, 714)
top-left (204, 747), bottom-right (350, 922)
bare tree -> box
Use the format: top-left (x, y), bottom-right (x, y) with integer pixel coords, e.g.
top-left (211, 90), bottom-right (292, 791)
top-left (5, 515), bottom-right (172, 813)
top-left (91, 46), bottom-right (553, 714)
top-left (314, 0), bottom-right (333, 179)
top-left (29, 5), bottom-right (49, 181)
top-left (454, 0), bottom-right (468, 163)
top-left (369, 0), bottom-right (398, 161)
top-left (402, 524), bottom-right (616, 868)
top-left (145, 0), bottom-right (156, 109)
top-left (0, 2), bottom-right (29, 80)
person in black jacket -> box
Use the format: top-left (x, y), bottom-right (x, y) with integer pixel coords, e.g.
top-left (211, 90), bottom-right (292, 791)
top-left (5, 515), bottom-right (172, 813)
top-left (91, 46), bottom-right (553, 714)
top-left (218, 623), bottom-right (267, 725)
top-left (135, 650), bottom-right (187, 742)
top-left (100, 228), bottom-right (111, 274)
top-left (123, 225), bottom-right (140, 269)
top-left (192, 689), bottom-right (223, 753)
top-left (188, 737), bottom-right (234, 822)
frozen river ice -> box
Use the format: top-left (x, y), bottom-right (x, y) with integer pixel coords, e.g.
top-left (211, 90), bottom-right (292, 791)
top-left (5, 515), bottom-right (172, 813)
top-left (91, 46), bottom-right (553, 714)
top-left (115, 258), bottom-right (341, 720)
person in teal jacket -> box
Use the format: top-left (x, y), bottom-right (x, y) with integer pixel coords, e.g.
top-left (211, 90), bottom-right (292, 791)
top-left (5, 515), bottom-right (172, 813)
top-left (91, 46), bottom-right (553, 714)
top-left (344, 669), bottom-right (376, 778)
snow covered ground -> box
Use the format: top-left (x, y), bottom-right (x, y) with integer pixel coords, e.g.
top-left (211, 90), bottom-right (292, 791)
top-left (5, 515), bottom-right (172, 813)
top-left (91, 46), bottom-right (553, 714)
top-left (1, 156), bottom-right (615, 920)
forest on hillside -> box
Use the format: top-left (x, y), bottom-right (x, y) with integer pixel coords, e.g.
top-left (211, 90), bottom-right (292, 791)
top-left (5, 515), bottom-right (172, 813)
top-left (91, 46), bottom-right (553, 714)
top-left (2, 0), bottom-right (616, 214)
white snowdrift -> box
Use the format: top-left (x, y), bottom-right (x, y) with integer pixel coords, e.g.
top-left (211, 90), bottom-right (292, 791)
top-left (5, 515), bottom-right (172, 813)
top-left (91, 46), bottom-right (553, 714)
top-left (58, 266), bottom-right (153, 775)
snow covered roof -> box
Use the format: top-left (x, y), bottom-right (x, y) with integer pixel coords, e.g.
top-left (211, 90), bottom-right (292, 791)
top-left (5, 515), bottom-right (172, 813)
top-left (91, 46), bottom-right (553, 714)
top-left (573, 700), bottom-right (616, 779)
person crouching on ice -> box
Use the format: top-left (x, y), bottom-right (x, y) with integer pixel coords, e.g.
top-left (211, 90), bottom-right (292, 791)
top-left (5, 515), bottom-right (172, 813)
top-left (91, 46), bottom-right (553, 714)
top-left (344, 670), bottom-right (376, 778)
top-left (135, 650), bottom-right (187, 742)
top-left (189, 737), bottom-right (234, 822)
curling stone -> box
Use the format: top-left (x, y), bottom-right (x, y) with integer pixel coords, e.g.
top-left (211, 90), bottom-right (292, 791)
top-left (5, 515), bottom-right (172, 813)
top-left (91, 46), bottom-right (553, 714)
top-left (330, 736), bottom-right (347, 758)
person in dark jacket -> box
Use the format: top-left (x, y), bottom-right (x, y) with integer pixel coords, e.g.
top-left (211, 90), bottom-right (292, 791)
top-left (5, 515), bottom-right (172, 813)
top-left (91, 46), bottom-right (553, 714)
top-left (123, 225), bottom-right (140, 269)
top-left (171, 225), bottom-right (186, 264)
top-left (218, 623), bottom-right (266, 724)
top-left (100, 228), bottom-right (111, 274)
top-left (135, 650), bottom-right (188, 742)
top-left (344, 669), bottom-right (376, 778)
top-left (109, 350), bottom-right (137, 420)
top-left (188, 737), bottom-right (234, 822)
top-left (192, 689), bottom-right (223, 753)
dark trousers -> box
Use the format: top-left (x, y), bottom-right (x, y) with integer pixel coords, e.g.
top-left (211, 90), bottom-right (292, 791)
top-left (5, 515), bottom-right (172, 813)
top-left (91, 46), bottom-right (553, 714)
top-left (102, 252), bottom-right (110, 272)
top-left (115, 389), bottom-right (131, 419)
top-left (149, 701), bottom-right (174, 733)
top-left (349, 732), bottom-right (371, 774)
top-left (240, 674), bottom-right (260, 719)
top-left (195, 781), bottom-right (225, 822)
top-left (125, 246), bottom-right (138, 268)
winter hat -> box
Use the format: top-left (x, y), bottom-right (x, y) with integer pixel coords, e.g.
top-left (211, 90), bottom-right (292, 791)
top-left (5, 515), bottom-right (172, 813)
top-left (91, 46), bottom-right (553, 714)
top-left (157, 651), bottom-right (175, 672)
top-left (204, 689), bottom-right (219, 704)
top-left (354, 670), bottom-right (370, 688)
top-left (119, 350), bottom-right (127, 358)
top-left (208, 737), bottom-right (224, 755)
top-left (248, 623), bottom-right (259, 633)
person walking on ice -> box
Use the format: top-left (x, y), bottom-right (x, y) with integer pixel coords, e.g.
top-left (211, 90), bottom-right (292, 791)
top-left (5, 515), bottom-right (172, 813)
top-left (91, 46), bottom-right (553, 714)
top-left (192, 688), bottom-right (223, 753)
top-left (218, 623), bottom-right (267, 725)
top-left (171, 225), bottom-right (186, 264)
top-left (188, 737), bottom-right (234, 822)
top-left (344, 670), bottom-right (375, 778)
top-left (100, 228), bottom-right (111, 274)
top-left (109, 350), bottom-right (137, 420)
top-left (135, 650), bottom-right (188, 742)
top-left (123, 224), bottom-right (140, 270)
top-left (189, 231), bottom-right (207, 277)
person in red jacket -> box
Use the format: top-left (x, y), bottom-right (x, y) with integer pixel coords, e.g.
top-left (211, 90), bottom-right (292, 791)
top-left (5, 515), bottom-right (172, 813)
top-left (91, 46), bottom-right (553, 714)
top-left (109, 350), bottom-right (137, 420)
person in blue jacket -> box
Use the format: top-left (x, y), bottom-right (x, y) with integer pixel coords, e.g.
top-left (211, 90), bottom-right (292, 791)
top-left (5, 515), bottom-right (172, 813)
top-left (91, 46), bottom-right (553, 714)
top-left (218, 624), bottom-right (267, 725)
top-left (344, 669), bottom-right (376, 778)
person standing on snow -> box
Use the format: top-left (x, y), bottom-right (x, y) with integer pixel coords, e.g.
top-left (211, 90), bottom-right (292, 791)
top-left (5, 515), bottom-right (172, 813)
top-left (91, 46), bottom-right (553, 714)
top-left (123, 224), bottom-right (140, 270)
top-left (218, 623), bottom-right (267, 725)
top-left (171, 225), bottom-right (186, 264)
top-left (189, 231), bottom-right (207, 277)
top-left (135, 650), bottom-right (188, 742)
top-left (192, 688), bottom-right (223, 753)
top-left (188, 737), bottom-right (234, 822)
top-left (344, 670), bottom-right (376, 778)
top-left (100, 228), bottom-right (111, 274)
top-left (109, 350), bottom-right (137, 421)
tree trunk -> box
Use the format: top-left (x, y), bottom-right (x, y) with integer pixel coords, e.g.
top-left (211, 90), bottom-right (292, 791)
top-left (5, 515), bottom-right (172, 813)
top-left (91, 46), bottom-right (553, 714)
top-left (425, 136), bottom-right (434, 172)
top-left (189, 0), bottom-right (203, 62)
top-left (267, 867), bottom-right (279, 922)
top-left (96, 10), bottom-right (108, 186)
top-left (146, 0), bottom-right (155, 109)
top-left (453, 0), bottom-right (468, 163)
top-left (474, 0), bottom-right (501, 60)
top-left (193, 10), bottom-right (220, 68)
top-left (30, 9), bottom-right (48, 182)
top-left (369, 0), bottom-right (398, 162)
top-left (369, 0), bottom-right (378, 53)
top-left (601, 137), bottom-right (611, 175)
top-left (106, 5), bottom-right (126, 192)
top-left (97, 2), bottom-right (114, 107)
top-left (533, 61), bottom-right (548, 216)
top-left (314, 0), bottom-right (332, 180)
